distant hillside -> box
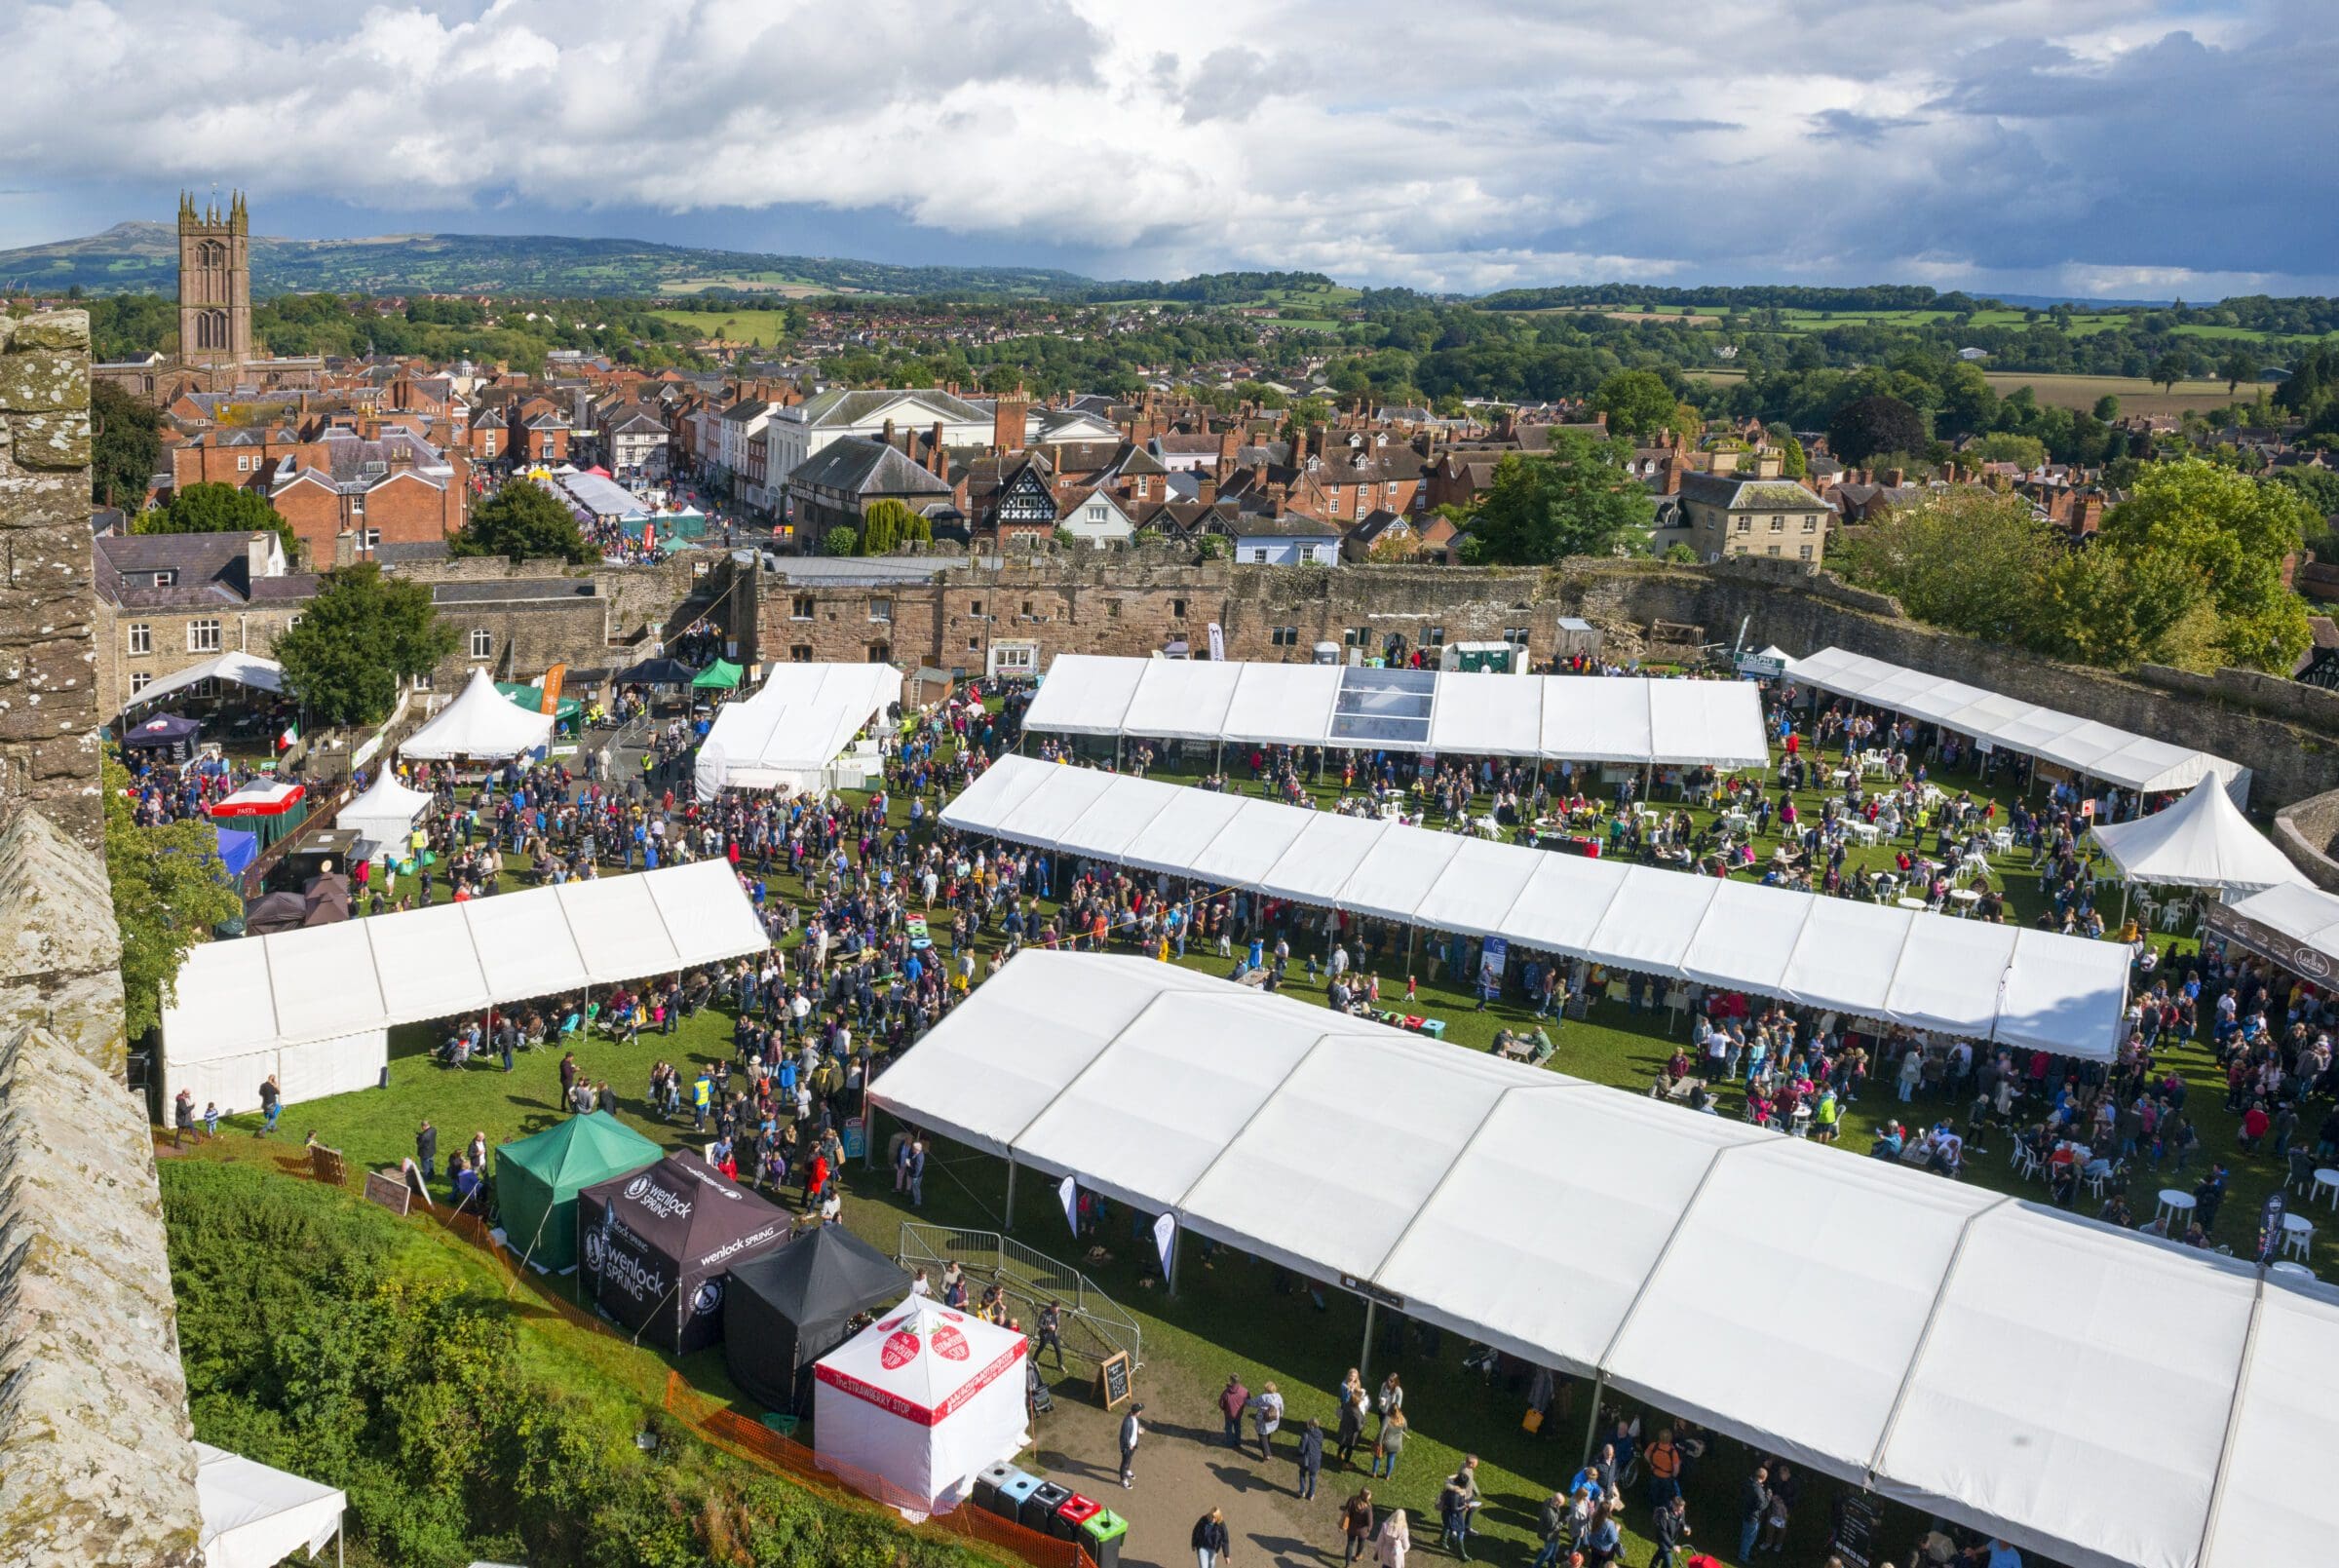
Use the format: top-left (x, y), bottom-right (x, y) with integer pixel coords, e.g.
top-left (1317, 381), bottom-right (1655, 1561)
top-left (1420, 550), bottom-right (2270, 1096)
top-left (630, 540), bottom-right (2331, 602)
top-left (0, 221), bottom-right (1098, 300)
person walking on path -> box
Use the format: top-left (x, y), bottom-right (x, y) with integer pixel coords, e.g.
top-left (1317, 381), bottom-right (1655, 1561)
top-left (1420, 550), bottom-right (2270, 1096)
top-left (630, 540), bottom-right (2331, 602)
top-left (1118, 1401), bottom-right (1143, 1490)
top-left (1339, 1486), bottom-right (1375, 1565)
top-left (1250, 1381), bottom-right (1285, 1461)
top-left (1296, 1418), bottom-right (1324, 1500)
top-left (416, 1119), bottom-right (438, 1181)
top-left (1036, 1300), bottom-right (1066, 1373)
top-left (1336, 1387), bottom-right (1369, 1468)
top-left (1192, 1506), bottom-right (1232, 1568)
top-left (256, 1074), bottom-right (281, 1136)
top-left (1219, 1375), bottom-right (1250, 1447)
top-left (1532, 1491), bottom-right (1570, 1568)
top-left (1373, 1508), bottom-right (1410, 1568)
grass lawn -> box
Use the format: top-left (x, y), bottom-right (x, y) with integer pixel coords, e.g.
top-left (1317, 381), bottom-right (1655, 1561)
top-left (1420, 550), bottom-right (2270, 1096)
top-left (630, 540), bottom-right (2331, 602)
top-left (176, 725), bottom-right (2317, 1568)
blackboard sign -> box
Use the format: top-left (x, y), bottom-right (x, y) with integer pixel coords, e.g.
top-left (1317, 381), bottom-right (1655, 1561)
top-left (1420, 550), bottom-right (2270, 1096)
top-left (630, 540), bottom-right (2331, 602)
top-left (1833, 1491), bottom-right (1883, 1568)
top-left (364, 1168), bottom-right (413, 1217)
top-left (1095, 1350), bottom-right (1132, 1410)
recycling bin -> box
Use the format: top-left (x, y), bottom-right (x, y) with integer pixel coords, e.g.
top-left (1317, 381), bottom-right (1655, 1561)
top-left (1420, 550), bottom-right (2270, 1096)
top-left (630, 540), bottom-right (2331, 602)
top-left (991, 1470), bottom-right (1042, 1525)
top-left (1053, 1493), bottom-right (1102, 1542)
top-left (1082, 1506), bottom-right (1129, 1568)
top-left (1021, 1479), bottom-right (1072, 1533)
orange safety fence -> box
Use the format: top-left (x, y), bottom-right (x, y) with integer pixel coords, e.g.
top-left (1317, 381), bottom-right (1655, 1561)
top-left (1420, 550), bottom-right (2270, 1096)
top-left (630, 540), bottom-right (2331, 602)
top-left (667, 1373), bottom-right (1095, 1568)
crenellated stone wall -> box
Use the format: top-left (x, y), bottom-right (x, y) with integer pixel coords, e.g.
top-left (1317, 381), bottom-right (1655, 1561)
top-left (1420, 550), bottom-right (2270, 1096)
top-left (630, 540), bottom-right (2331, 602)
top-left (0, 310), bottom-right (103, 850)
top-left (0, 313), bottom-right (202, 1566)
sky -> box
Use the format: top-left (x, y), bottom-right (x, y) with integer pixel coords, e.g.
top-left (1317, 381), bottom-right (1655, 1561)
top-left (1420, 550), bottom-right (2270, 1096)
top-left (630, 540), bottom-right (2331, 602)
top-left (2, 0), bottom-right (2333, 298)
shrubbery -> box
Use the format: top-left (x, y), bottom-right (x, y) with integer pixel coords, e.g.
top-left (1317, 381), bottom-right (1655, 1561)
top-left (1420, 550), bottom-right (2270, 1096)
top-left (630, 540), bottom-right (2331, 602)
top-left (162, 1162), bottom-right (994, 1568)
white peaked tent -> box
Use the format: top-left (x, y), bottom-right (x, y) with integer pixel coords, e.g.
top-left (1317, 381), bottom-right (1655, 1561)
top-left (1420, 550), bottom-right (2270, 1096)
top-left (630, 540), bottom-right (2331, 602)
top-left (868, 954), bottom-right (2339, 1568)
top-left (695, 662), bottom-right (901, 800)
top-left (400, 669), bottom-right (556, 762)
top-left (336, 772), bottom-right (436, 859)
top-left (2090, 777), bottom-right (2305, 894)
top-left (813, 1294), bottom-right (1029, 1513)
top-left (196, 1442), bottom-right (346, 1568)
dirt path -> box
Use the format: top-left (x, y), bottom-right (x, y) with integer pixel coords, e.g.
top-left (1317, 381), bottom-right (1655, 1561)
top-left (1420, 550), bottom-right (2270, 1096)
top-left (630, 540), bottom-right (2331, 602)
top-left (1026, 1362), bottom-right (1387, 1568)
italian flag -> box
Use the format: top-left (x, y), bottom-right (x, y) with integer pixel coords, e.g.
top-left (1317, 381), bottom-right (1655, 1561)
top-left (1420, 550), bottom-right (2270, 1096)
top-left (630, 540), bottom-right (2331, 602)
top-left (279, 721), bottom-right (299, 750)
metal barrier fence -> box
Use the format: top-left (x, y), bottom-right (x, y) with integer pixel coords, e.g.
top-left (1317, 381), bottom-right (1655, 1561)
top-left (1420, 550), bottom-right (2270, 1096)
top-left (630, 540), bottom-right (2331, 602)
top-left (898, 1221), bottom-right (1142, 1372)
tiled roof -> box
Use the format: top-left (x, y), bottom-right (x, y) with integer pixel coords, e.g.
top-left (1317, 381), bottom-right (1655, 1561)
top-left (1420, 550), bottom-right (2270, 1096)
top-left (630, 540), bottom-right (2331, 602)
top-left (787, 437), bottom-right (953, 497)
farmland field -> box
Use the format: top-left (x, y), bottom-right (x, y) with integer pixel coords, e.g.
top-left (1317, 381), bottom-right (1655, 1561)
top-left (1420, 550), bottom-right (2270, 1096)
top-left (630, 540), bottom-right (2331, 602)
top-left (1684, 366), bottom-right (2253, 417)
top-left (649, 305), bottom-right (797, 346)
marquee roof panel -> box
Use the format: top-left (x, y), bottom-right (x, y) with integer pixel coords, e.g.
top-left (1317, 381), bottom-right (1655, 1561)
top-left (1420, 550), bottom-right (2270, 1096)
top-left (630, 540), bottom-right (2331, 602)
top-left (946, 756), bottom-right (2129, 1056)
top-left (871, 955), bottom-right (2334, 1568)
top-left (1119, 659), bottom-right (1245, 741)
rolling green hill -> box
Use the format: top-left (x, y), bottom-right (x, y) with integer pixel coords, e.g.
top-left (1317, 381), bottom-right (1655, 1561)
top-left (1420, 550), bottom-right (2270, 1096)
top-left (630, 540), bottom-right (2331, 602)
top-left (0, 221), bottom-right (1097, 300)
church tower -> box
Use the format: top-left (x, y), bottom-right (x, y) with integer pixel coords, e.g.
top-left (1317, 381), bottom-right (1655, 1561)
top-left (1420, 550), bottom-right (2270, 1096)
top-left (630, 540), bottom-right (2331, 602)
top-left (176, 191), bottom-right (251, 369)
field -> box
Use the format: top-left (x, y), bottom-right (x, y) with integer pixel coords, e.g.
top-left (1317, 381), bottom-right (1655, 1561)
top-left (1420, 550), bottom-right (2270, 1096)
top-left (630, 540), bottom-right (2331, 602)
top-left (1685, 365), bottom-right (2252, 417)
top-left (650, 305), bottom-right (798, 348)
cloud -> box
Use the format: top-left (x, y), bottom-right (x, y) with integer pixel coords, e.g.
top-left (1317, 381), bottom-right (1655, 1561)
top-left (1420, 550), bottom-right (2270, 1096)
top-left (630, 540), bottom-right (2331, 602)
top-left (1807, 108), bottom-right (1927, 143)
top-left (0, 0), bottom-right (2330, 294)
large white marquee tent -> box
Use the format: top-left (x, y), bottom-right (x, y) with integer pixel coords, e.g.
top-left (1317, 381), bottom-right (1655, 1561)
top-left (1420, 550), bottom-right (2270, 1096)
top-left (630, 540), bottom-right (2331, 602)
top-left (694, 662), bottom-right (901, 800)
top-left (868, 953), bottom-right (2339, 1568)
top-left (1783, 645), bottom-right (2248, 802)
top-left (1020, 654), bottom-right (1772, 768)
top-left (2205, 880), bottom-right (2339, 976)
top-left (2088, 776), bottom-right (2304, 894)
top-left (160, 860), bottom-right (769, 1113)
top-left (399, 669), bottom-right (556, 762)
top-left (943, 755), bottom-right (2131, 1058)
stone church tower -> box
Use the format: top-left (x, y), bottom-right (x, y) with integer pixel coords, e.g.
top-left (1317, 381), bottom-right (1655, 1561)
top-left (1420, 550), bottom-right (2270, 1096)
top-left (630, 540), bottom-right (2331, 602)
top-left (176, 190), bottom-right (251, 368)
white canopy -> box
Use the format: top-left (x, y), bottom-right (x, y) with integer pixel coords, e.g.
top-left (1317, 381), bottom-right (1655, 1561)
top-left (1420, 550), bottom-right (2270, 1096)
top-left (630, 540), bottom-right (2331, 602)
top-left (943, 755), bottom-right (2131, 1057)
top-left (2206, 880), bottom-right (2339, 977)
top-left (695, 662), bottom-right (901, 800)
top-left (161, 859), bottom-right (769, 1113)
top-left (120, 650), bottom-right (284, 716)
top-left (1785, 646), bottom-right (2249, 803)
top-left (869, 954), bottom-right (2339, 1568)
top-left (2089, 777), bottom-right (2305, 893)
top-left (400, 669), bottom-right (556, 762)
top-left (1020, 654), bottom-right (1771, 768)
top-left (813, 1294), bottom-right (1030, 1512)
top-left (196, 1442), bottom-right (345, 1568)
top-left (336, 772), bottom-right (436, 857)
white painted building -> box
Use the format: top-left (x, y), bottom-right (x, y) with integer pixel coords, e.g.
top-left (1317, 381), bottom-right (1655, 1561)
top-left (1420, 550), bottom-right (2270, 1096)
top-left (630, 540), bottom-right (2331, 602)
top-left (765, 388), bottom-right (993, 487)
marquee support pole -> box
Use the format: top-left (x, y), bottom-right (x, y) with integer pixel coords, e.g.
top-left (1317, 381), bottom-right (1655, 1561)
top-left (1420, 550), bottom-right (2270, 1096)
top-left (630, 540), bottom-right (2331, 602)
top-left (1579, 1371), bottom-right (1607, 1469)
top-left (1359, 1299), bottom-right (1377, 1384)
top-left (1003, 1156), bottom-right (1017, 1234)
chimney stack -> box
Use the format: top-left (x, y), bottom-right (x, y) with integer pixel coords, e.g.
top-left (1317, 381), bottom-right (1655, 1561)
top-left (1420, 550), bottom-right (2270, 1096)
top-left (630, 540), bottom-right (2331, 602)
top-left (993, 393), bottom-right (1028, 454)
top-left (1885, 467), bottom-right (1905, 488)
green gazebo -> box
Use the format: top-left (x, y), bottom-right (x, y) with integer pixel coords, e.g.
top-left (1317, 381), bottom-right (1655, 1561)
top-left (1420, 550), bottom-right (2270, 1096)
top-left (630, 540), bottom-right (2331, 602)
top-left (493, 1111), bottom-right (662, 1272)
top-left (691, 659), bottom-right (744, 691)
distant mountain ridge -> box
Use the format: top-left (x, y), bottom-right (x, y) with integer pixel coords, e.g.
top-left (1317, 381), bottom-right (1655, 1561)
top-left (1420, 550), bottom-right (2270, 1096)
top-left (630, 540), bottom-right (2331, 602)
top-left (0, 221), bottom-right (1098, 299)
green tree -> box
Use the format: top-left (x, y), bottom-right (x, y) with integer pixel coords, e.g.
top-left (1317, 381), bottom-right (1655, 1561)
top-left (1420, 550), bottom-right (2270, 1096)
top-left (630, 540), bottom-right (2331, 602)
top-left (2092, 395), bottom-right (2121, 423)
top-left (1831, 490), bottom-right (2062, 640)
top-left (1591, 369), bottom-right (1678, 441)
top-left (2026, 544), bottom-right (2219, 670)
top-left (2149, 350), bottom-right (2196, 393)
top-left (823, 525), bottom-right (859, 555)
top-left (1467, 434), bottom-right (1655, 564)
top-left (91, 380), bottom-right (162, 512)
top-left (859, 498), bottom-right (915, 555)
top-left (1776, 436), bottom-right (1807, 479)
top-left (274, 563), bottom-right (458, 727)
top-left (2096, 459), bottom-right (2314, 671)
top-left (103, 757), bottom-right (241, 1041)
top-left (1826, 394), bottom-right (1927, 464)
top-left (453, 479), bottom-right (594, 563)
top-left (137, 480), bottom-right (298, 562)
top-left (1968, 432), bottom-right (2049, 470)
top-left (2219, 346), bottom-right (2263, 394)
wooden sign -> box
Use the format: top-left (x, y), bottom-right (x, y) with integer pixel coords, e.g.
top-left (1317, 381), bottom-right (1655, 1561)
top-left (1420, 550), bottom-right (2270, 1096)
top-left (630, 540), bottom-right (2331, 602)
top-left (307, 1142), bottom-right (347, 1187)
top-left (1095, 1350), bottom-right (1132, 1410)
top-left (364, 1168), bottom-right (413, 1217)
